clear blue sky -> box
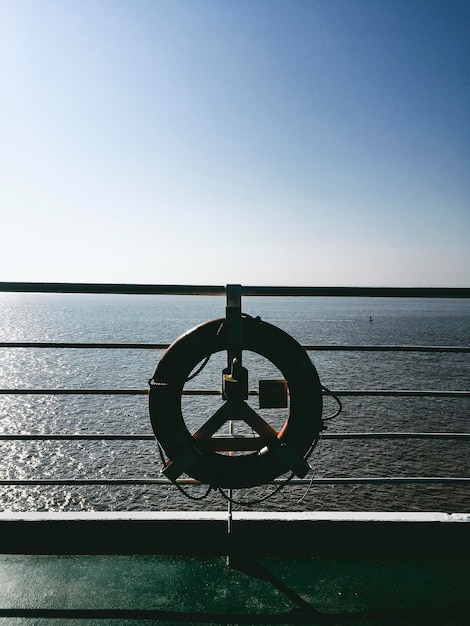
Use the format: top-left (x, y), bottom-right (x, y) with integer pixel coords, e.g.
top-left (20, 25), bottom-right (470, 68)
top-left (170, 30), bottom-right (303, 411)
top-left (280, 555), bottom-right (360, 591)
top-left (1, 0), bottom-right (469, 286)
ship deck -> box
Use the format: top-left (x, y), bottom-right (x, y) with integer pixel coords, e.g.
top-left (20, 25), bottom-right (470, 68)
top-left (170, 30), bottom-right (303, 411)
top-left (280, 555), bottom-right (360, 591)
top-left (0, 511), bottom-right (469, 624)
top-left (1, 553), bottom-right (468, 625)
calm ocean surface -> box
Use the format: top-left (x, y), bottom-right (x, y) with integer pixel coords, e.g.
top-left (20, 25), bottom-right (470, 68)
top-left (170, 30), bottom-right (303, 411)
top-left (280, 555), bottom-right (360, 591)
top-left (0, 293), bottom-right (468, 513)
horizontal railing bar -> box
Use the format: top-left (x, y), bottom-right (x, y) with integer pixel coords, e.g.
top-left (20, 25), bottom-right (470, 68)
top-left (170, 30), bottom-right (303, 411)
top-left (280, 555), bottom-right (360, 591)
top-left (333, 390), bottom-right (470, 397)
top-left (0, 342), bottom-right (169, 349)
top-left (2, 283), bottom-right (470, 299)
top-left (1, 342), bottom-right (469, 353)
top-left (262, 477), bottom-right (470, 485)
top-left (0, 434), bottom-right (156, 440)
top-left (305, 345), bottom-right (470, 353)
top-left (0, 477), bottom-right (468, 486)
top-left (0, 389), bottom-right (151, 395)
top-left (242, 286), bottom-right (470, 298)
top-left (1, 282), bottom-right (470, 298)
top-left (0, 282), bottom-right (226, 296)
top-left (0, 432), bottom-right (468, 441)
top-left (0, 389), bottom-right (468, 397)
top-left (321, 432), bottom-right (470, 439)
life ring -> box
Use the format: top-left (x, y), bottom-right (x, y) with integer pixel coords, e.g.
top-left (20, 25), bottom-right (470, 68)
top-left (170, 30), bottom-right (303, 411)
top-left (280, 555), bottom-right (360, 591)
top-left (149, 315), bottom-right (323, 489)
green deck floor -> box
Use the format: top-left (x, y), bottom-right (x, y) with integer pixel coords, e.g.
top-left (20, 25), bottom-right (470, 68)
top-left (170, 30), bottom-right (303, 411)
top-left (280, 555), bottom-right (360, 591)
top-left (0, 554), bottom-right (468, 625)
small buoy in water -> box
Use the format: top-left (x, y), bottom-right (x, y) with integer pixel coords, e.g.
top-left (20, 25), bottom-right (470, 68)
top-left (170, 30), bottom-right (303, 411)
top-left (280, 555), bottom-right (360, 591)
top-left (369, 316), bottom-right (373, 322)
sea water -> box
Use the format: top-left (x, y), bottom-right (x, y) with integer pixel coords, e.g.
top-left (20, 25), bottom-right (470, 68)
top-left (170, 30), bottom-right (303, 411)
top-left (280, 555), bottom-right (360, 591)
top-left (0, 293), bottom-right (468, 512)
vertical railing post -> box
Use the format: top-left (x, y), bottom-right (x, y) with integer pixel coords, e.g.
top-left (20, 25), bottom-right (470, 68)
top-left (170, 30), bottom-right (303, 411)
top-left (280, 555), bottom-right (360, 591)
top-left (225, 284), bottom-right (242, 564)
top-left (225, 284), bottom-right (243, 368)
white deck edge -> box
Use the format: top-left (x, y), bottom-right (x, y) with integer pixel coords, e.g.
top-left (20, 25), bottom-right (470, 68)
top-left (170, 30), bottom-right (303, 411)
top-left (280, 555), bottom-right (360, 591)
top-left (0, 511), bottom-right (468, 522)
top-left (233, 511), bottom-right (470, 522)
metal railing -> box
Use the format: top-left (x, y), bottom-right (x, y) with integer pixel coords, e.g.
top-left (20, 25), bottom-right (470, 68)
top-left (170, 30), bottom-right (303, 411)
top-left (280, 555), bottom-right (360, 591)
top-left (0, 282), bottom-right (469, 492)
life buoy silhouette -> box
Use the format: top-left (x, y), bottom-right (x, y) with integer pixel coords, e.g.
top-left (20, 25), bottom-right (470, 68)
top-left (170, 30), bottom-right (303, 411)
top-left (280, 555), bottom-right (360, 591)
top-left (149, 315), bottom-right (323, 489)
